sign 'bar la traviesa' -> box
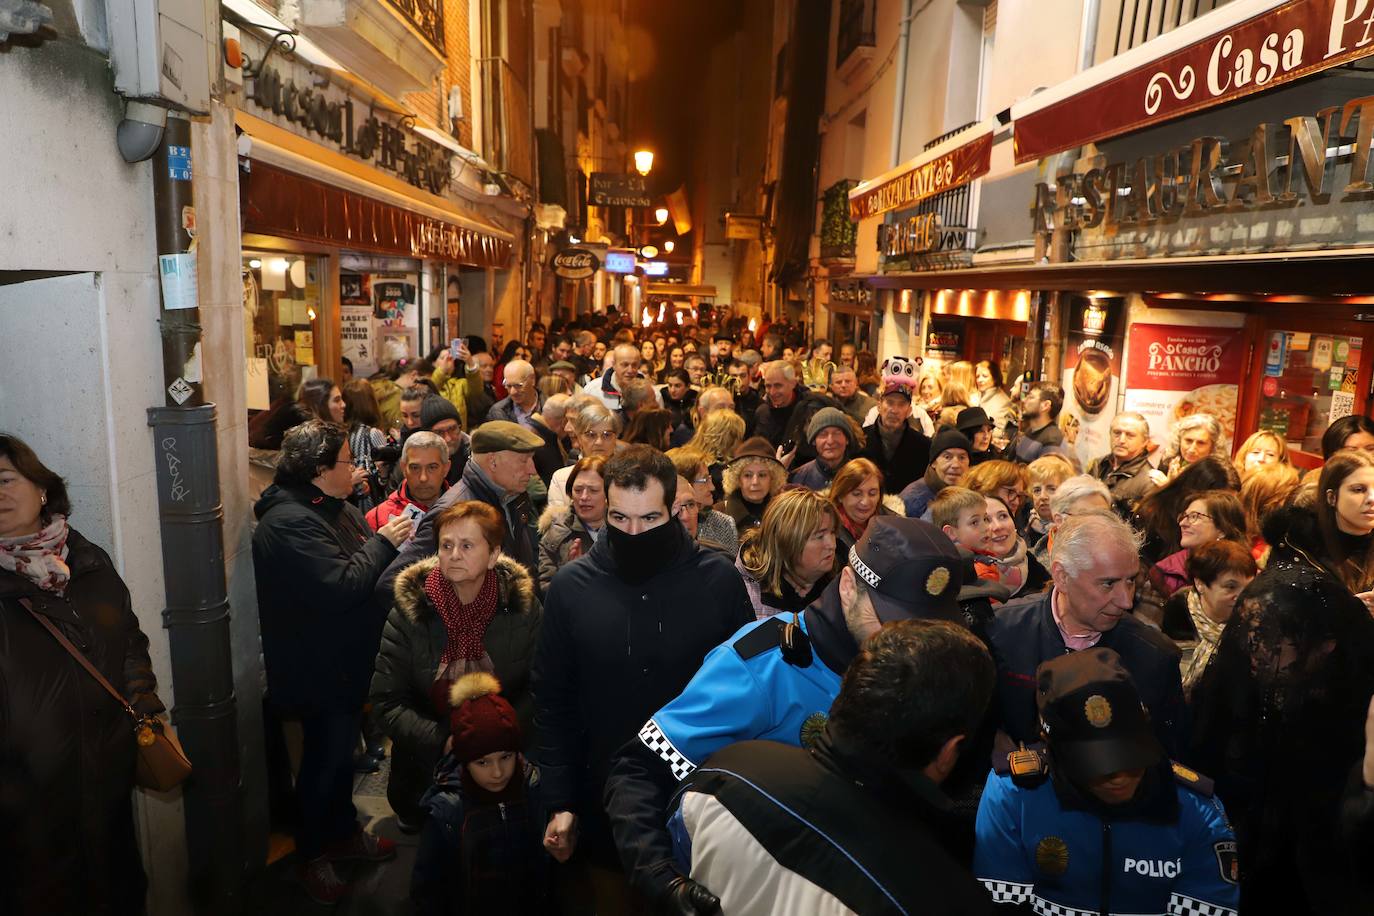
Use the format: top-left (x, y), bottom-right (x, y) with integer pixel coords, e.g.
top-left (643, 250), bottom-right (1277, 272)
top-left (1031, 92), bottom-right (1374, 262)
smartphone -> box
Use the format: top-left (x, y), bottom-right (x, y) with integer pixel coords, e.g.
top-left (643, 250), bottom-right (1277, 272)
top-left (781, 438), bottom-right (797, 455)
top-left (450, 337), bottom-right (462, 355)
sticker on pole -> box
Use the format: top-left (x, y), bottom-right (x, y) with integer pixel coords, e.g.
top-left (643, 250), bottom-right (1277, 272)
top-left (167, 377), bottom-right (193, 405)
top-left (158, 252), bottom-right (199, 310)
top-left (167, 145), bottom-right (192, 181)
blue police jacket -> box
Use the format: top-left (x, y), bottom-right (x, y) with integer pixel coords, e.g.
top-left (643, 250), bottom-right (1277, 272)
top-left (640, 611), bottom-right (844, 778)
top-left (975, 769), bottom-right (1239, 916)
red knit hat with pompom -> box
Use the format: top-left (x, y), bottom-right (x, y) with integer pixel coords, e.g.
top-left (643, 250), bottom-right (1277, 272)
top-left (449, 672), bottom-right (522, 763)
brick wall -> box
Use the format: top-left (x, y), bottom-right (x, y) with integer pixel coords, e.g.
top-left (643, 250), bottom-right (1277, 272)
top-left (403, 0), bottom-right (474, 150)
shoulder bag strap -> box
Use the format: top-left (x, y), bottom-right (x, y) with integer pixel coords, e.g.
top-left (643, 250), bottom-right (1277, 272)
top-left (18, 596), bottom-right (137, 718)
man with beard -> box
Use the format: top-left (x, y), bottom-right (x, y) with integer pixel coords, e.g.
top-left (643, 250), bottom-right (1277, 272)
top-left (604, 517), bottom-right (965, 912)
top-left (533, 446), bottom-right (753, 913)
top-left (975, 650), bottom-right (1237, 916)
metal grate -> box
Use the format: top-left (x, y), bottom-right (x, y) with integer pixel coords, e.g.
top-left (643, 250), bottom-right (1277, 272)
top-left (924, 121), bottom-right (978, 152)
top-left (1108, 0), bottom-right (1233, 58)
top-left (382, 0), bottom-right (445, 53)
top-left (836, 0), bottom-right (876, 69)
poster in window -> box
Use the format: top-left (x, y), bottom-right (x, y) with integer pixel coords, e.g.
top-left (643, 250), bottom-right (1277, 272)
top-left (341, 306), bottom-right (376, 377)
top-left (1060, 296), bottom-right (1126, 470)
top-left (341, 273), bottom-right (372, 306)
top-left (1123, 324), bottom-right (1245, 458)
top-left (374, 280), bottom-right (416, 323)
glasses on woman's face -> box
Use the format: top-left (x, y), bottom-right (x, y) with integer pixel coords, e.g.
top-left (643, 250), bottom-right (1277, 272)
top-left (1177, 511), bottom-right (1213, 525)
top-left (582, 429), bottom-right (616, 443)
top-left (673, 499), bottom-right (700, 517)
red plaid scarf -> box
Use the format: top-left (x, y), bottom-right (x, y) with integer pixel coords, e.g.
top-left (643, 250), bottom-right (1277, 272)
top-left (424, 566), bottom-right (500, 667)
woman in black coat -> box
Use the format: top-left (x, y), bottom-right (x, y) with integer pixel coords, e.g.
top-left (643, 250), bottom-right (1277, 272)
top-left (251, 419), bottom-right (414, 904)
top-left (0, 434), bottom-right (166, 916)
top-left (369, 499), bottom-right (543, 828)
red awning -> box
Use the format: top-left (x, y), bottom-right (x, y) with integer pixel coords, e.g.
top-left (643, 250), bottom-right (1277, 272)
top-left (848, 121), bottom-right (996, 221)
top-left (1011, 0), bottom-right (1374, 164)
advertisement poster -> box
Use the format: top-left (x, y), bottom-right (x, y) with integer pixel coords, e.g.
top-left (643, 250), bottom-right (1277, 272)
top-left (340, 306), bottom-right (375, 377)
top-left (1060, 296), bottom-right (1126, 470)
top-left (341, 273), bottom-right (372, 306)
top-left (1123, 324), bottom-right (1245, 458)
top-left (374, 280), bottom-right (416, 323)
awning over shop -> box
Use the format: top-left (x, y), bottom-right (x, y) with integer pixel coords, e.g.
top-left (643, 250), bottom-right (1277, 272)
top-left (236, 110), bottom-right (513, 268)
top-left (848, 119), bottom-right (997, 221)
top-left (1010, 0), bottom-right (1374, 164)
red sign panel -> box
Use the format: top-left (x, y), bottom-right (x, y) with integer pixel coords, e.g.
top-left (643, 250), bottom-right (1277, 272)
top-left (849, 132), bottom-right (992, 221)
top-left (1127, 324), bottom-right (1246, 391)
top-left (1014, 0), bottom-right (1374, 164)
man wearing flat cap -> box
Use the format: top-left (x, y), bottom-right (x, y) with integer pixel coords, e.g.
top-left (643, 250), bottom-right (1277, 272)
top-left (376, 420), bottom-right (544, 601)
top-left (605, 516), bottom-right (969, 911)
top-left (975, 648), bottom-right (1238, 916)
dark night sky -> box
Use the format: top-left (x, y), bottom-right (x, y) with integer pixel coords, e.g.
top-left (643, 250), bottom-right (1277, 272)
top-left (625, 0), bottom-right (744, 194)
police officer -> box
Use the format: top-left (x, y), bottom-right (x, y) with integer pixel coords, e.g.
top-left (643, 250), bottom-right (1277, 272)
top-left (604, 516), bottom-right (964, 912)
top-left (974, 648), bottom-right (1238, 916)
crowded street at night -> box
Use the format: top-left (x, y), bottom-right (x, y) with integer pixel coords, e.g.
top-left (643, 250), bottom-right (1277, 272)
top-left (7, 0), bottom-right (1374, 913)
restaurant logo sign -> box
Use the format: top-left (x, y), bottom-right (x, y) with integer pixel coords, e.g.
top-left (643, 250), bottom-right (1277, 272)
top-left (877, 212), bottom-right (974, 258)
top-left (1015, 0), bottom-right (1374, 163)
top-left (1030, 92), bottom-right (1374, 262)
top-left (849, 132), bottom-right (992, 221)
top-left (247, 61), bottom-right (453, 195)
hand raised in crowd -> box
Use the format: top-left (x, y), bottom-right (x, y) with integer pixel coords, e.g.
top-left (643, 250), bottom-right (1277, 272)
top-left (455, 339), bottom-right (472, 367)
top-left (543, 810), bottom-right (577, 863)
top-left (377, 514), bottom-right (414, 548)
top-left (776, 442), bottom-right (797, 469)
top-left (436, 348), bottom-right (455, 376)
top-left (350, 466), bottom-right (370, 493)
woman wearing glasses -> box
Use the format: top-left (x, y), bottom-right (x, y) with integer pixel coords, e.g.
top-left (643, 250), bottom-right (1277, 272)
top-left (667, 447), bottom-right (739, 556)
top-left (546, 400), bottom-right (619, 512)
top-left (1149, 490), bottom-right (1249, 598)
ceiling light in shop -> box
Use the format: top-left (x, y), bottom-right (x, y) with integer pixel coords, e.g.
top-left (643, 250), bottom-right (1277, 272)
top-left (270, 258), bottom-right (290, 272)
top-left (290, 259), bottom-right (307, 288)
top-left (248, 258), bottom-right (262, 269)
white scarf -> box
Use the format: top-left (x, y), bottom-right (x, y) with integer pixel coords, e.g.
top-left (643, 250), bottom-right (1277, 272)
top-left (0, 514), bottom-right (71, 593)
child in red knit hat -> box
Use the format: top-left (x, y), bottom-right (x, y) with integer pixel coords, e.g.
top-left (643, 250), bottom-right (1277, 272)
top-left (410, 672), bottom-right (560, 915)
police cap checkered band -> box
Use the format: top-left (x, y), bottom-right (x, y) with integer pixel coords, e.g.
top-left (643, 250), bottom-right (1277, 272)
top-left (848, 516), bottom-right (962, 623)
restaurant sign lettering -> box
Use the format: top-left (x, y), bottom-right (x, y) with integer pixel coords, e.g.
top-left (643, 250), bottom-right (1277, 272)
top-left (849, 131), bottom-right (992, 221)
top-left (1015, 0), bottom-right (1374, 163)
top-left (1031, 92), bottom-right (1374, 262)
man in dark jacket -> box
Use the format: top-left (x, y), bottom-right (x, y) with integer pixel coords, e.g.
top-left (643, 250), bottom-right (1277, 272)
top-left (860, 379), bottom-right (931, 493)
top-left (753, 360), bottom-right (839, 465)
top-left (533, 445), bottom-right (754, 912)
top-left (377, 420), bottom-right (544, 601)
top-left (1086, 411), bottom-right (1158, 511)
top-left (487, 360), bottom-right (563, 485)
top-left (1012, 381), bottom-right (1064, 463)
top-left (252, 420), bottom-right (413, 903)
top-left (787, 407), bottom-right (858, 491)
top-left (985, 509), bottom-right (1185, 757)
top-left (668, 621), bottom-right (996, 915)
top-left (605, 517), bottom-right (968, 910)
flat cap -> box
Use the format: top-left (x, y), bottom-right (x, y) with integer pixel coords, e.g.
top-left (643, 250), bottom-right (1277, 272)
top-left (471, 420), bottom-right (544, 454)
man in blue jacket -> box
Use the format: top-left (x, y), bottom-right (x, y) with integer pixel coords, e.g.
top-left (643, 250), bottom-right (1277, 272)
top-left (975, 648), bottom-right (1238, 916)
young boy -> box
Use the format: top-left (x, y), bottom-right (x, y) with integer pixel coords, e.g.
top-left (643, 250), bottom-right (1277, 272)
top-left (410, 673), bottom-right (559, 916)
top-left (931, 486), bottom-right (990, 554)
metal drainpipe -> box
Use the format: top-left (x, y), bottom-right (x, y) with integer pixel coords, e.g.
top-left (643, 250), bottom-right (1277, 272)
top-left (145, 110), bottom-right (244, 914)
top-left (889, 0), bottom-right (914, 170)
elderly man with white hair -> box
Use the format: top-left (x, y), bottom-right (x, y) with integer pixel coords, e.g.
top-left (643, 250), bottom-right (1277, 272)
top-left (583, 343), bottom-right (664, 412)
top-left (985, 509), bottom-right (1185, 756)
top-left (753, 359), bottom-right (839, 466)
top-left (1029, 474), bottom-right (1113, 568)
top-left (670, 385), bottom-right (735, 448)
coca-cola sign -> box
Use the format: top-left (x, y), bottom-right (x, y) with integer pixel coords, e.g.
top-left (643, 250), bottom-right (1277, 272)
top-left (1014, 0), bottom-right (1374, 164)
top-left (552, 248), bottom-right (600, 280)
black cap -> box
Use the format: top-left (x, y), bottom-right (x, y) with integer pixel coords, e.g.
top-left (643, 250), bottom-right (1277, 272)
top-left (929, 429), bottom-right (972, 463)
top-left (420, 395), bottom-right (463, 430)
top-left (956, 407), bottom-right (991, 433)
top-left (847, 517), bottom-right (963, 623)
top-left (1035, 648), bottom-right (1163, 783)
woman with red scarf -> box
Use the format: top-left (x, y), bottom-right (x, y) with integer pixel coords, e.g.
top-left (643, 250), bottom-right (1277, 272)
top-left (370, 500), bottom-right (542, 833)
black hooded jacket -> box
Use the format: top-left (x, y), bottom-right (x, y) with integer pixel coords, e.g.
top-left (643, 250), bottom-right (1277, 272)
top-left (532, 520), bottom-right (753, 863)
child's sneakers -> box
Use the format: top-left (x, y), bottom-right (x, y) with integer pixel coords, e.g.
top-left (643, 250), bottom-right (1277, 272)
top-left (297, 856), bottom-right (349, 906)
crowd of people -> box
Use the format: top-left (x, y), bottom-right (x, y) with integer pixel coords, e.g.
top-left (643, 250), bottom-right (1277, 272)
top-left (9, 311), bottom-right (1374, 914)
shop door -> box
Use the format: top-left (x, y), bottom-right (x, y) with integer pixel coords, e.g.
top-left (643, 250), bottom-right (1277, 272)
top-left (1240, 315), bottom-right (1374, 469)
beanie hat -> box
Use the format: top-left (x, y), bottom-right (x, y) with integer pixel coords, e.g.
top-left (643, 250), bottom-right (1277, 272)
top-left (806, 407), bottom-right (852, 444)
top-left (449, 672), bottom-right (523, 763)
top-left (420, 395), bottom-right (463, 431)
top-left (929, 429), bottom-right (972, 465)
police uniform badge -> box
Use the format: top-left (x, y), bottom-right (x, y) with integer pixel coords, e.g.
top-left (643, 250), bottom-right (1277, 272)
top-left (800, 712), bottom-right (828, 749)
top-left (1214, 840), bottom-right (1239, 884)
top-left (1083, 695), bottom-right (1113, 728)
top-left (1035, 836), bottom-right (1069, 877)
top-left (925, 566), bottom-right (951, 596)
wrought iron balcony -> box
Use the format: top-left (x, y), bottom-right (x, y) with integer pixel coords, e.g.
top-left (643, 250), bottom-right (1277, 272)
top-left (382, 0), bottom-right (445, 54)
top-left (836, 0), bottom-right (875, 72)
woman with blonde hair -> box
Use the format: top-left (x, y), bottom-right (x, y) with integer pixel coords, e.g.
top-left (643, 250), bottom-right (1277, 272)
top-left (945, 360), bottom-right (976, 400)
top-left (1240, 461), bottom-right (1301, 564)
top-left (827, 457), bottom-right (896, 563)
top-left (687, 408), bottom-right (746, 503)
top-left (720, 437), bottom-right (788, 533)
top-left (916, 367), bottom-right (944, 417)
top-left (1233, 429), bottom-right (1291, 480)
top-left (736, 489), bottom-right (838, 619)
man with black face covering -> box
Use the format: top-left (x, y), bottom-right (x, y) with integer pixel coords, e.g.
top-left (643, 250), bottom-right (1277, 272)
top-left (532, 445), bottom-right (753, 913)
top-left (605, 516), bottom-right (967, 912)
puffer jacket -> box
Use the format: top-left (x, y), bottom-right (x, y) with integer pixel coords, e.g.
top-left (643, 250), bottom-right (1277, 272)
top-left (369, 555), bottom-right (542, 822)
top-left (537, 505), bottom-right (601, 592)
top-left (0, 529), bottom-right (165, 916)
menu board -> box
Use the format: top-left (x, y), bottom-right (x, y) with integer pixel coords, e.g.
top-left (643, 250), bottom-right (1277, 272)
top-left (1123, 324), bottom-right (1246, 457)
